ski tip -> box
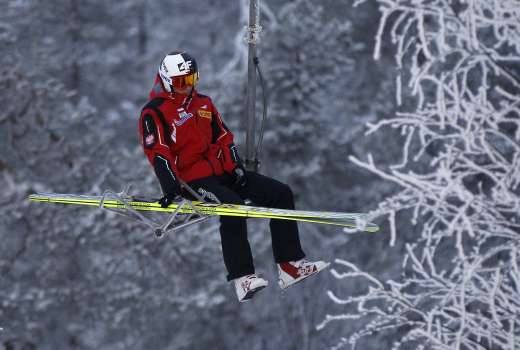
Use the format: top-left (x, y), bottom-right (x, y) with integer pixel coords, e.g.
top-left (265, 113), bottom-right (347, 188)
top-left (343, 223), bottom-right (380, 234)
top-left (28, 193), bottom-right (44, 202)
top-left (367, 225), bottom-right (380, 233)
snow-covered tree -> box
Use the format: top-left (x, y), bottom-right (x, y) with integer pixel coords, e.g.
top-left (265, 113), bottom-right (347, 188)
top-left (320, 0), bottom-right (520, 349)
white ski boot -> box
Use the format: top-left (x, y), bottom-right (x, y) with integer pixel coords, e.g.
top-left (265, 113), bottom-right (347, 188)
top-left (234, 274), bottom-right (269, 302)
top-left (277, 259), bottom-right (330, 290)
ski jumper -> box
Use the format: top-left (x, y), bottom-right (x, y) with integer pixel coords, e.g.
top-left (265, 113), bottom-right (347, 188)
top-left (138, 76), bottom-right (305, 280)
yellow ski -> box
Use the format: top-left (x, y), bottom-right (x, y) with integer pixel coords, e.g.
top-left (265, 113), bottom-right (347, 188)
top-left (28, 192), bottom-right (379, 233)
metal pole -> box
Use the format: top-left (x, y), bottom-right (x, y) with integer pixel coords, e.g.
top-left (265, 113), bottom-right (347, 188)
top-left (245, 0), bottom-right (259, 172)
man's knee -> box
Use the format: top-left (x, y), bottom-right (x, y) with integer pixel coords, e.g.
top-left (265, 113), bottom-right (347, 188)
top-left (227, 193), bottom-right (245, 205)
top-left (276, 182), bottom-right (294, 205)
top-left (214, 189), bottom-right (244, 205)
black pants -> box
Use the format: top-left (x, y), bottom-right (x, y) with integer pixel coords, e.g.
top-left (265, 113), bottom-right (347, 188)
top-left (188, 171), bottom-right (305, 281)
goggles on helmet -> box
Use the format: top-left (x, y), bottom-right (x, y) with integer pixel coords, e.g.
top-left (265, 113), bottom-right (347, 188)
top-left (171, 72), bottom-right (198, 90)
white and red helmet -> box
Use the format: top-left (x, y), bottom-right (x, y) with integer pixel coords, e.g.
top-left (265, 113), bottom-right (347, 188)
top-left (158, 51), bottom-right (199, 93)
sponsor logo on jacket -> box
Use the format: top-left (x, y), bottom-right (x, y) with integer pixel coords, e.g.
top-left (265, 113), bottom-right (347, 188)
top-left (198, 109), bottom-right (212, 119)
top-left (145, 134), bottom-right (155, 145)
top-left (174, 110), bottom-right (193, 126)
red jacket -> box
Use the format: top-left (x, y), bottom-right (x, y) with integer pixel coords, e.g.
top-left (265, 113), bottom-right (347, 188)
top-left (138, 76), bottom-right (241, 193)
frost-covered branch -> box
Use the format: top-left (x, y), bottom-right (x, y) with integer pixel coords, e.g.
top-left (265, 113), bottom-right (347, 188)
top-left (323, 0), bottom-right (520, 348)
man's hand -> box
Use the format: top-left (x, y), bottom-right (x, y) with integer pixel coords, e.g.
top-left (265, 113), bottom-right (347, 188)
top-left (158, 192), bottom-right (180, 208)
top-left (231, 165), bottom-right (247, 188)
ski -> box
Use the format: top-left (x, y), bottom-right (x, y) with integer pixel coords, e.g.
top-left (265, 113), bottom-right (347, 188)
top-left (28, 192), bottom-right (379, 233)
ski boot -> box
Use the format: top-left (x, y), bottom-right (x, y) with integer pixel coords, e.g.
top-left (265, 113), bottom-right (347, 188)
top-left (277, 259), bottom-right (330, 290)
top-left (234, 274), bottom-right (269, 302)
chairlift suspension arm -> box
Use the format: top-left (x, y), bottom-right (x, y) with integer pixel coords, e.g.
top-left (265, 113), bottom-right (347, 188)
top-left (97, 183), bottom-right (213, 238)
top-left (245, 0), bottom-right (260, 172)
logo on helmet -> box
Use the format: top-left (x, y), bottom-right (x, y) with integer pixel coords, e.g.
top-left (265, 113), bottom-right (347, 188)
top-left (161, 61), bottom-right (168, 74)
top-left (159, 71), bottom-right (172, 85)
top-left (177, 60), bottom-right (193, 74)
